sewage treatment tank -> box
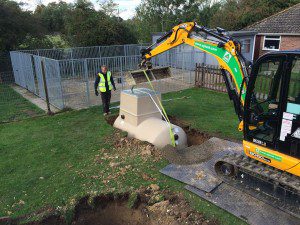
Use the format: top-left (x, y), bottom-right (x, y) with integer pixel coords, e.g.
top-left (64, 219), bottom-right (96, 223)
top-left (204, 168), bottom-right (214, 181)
top-left (113, 88), bottom-right (187, 149)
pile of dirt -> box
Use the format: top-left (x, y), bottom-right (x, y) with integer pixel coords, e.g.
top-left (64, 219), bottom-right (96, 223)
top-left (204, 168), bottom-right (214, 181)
top-left (105, 114), bottom-right (118, 126)
top-left (160, 139), bottom-right (223, 165)
top-left (161, 115), bottom-right (219, 165)
top-left (24, 188), bottom-right (218, 225)
top-left (104, 129), bottom-right (163, 161)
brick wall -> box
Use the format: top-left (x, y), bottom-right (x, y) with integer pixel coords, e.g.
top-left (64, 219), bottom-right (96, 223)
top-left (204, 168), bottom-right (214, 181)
top-left (254, 35), bottom-right (300, 59)
top-left (280, 36), bottom-right (300, 50)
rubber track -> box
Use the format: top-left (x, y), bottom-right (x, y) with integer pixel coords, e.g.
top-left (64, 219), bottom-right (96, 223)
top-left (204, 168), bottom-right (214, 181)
top-left (216, 153), bottom-right (300, 194)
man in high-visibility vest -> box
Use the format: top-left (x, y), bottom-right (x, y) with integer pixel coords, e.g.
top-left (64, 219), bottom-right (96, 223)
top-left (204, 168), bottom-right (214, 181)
top-left (94, 65), bottom-right (116, 115)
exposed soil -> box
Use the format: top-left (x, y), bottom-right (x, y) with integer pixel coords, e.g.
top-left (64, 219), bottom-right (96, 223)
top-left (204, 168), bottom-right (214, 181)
top-left (168, 115), bottom-right (211, 146)
top-left (101, 128), bottom-right (163, 164)
top-left (161, 140), bottom-right (224, 165)
top-left (105, 114), bottom-right (211, 147)
top-left (106, 115), bottom-right (226, 165)
top-left (104, 114), bottom-right (218, 165)
top-left (105, 114), bottom-right (118, 126)
top-left (23, 188), bottom-right (218, 225)
top-left (74, 200), bottom-right (148, 225)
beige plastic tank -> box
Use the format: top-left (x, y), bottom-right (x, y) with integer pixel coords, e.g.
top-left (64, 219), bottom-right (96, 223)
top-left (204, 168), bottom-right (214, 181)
top-left (113, 88), bottom-right (187, 149)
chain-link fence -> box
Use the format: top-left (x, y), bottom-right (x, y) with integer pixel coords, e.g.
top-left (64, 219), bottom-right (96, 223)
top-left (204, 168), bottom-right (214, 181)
top-left (0, 70), bottom-right (45, 123)
top-left (0, 71), bottom-right (17, 109)
top-left (0, 71), bottom-right (15, 108)
top-left (10, 44), bottom-right (206, 110)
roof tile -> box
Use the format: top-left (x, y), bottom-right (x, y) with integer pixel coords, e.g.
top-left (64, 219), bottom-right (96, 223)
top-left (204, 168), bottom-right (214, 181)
top-left (243, 3), bottom-right (300, 33)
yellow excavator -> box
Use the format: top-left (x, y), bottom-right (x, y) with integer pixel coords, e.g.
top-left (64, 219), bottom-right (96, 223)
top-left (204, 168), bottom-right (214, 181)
top-left (137, 22), bottom-right (300, 216)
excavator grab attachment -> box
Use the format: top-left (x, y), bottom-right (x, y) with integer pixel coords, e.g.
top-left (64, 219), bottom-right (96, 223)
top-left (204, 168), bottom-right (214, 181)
top-left (127, 66), bottom-right (172, 85)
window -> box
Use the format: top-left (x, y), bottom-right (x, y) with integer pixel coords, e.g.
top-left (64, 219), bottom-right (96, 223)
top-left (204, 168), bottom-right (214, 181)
top-left (241, 39), bottom-right (251, 53)
top-left (263, 36), bottom-right (281, 51)
top-left (287, 56), bottom-right (300, 112)
top-left (284, 57), bottom-right (300, 156)
top-left (247, 57), bottom-right (284, 144)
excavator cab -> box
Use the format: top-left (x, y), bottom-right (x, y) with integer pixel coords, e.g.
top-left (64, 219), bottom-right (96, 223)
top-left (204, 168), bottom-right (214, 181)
top-left (244, 52), bottom-right (300, 168)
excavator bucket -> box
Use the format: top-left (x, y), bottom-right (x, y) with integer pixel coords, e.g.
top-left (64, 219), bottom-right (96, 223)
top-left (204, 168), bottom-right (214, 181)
top-left (126, 67), bottom-right (171, 85)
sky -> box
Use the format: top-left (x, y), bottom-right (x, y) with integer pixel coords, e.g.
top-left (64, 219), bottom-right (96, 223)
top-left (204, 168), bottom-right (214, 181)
top-left (15, 0), bottom-right (141, 19)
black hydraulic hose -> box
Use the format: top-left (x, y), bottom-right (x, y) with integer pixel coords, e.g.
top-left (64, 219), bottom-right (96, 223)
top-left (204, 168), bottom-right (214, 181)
top-left (141, 29), bottom-right (173, 56)
top-left (141, 26), bottom-right (186, 56)
top-left (194, 24), bottom-right (230, 43)
top-left (156, 30), bottom-right (173, 44)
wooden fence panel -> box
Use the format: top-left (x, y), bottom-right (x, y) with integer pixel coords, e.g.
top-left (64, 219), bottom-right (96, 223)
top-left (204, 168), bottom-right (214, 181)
top-left (195, 63), bottom-right (226, 93)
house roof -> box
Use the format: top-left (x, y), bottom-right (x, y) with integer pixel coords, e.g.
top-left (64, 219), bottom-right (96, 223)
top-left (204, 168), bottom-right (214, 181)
top-left (229, 30), bottom-right (257, 37)
top-left (242, 3), bottom-right (300, 34)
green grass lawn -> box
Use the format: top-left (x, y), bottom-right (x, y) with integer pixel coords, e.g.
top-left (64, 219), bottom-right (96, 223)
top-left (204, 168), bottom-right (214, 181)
top-left (0, 107), bottom-right (115, 218)
top-left (164, 88), bottom-right (243, 140)
top-left (0, 85), bottom-right (44, 123)
top-left (0, 88), bottom-right (245, 224)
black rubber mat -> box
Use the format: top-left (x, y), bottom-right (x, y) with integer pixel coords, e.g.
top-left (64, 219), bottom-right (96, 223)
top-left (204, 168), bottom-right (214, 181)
top-left (160, 138), bottom-right (239, 193)
top-left (186, 184), bottom-right (300, 225)
top-left (160, 138), bottom-right (299, 225)
top-left (160, 164), bottom-right (222, 192)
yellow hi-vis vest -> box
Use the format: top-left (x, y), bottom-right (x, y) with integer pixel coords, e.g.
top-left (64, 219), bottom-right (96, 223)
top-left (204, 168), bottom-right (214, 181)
top-left (98, 71), bottom-right (113, 92)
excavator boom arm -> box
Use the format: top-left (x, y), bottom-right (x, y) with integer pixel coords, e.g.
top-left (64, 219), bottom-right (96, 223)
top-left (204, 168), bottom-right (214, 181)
top-left (141, 22), bottom-right (249, 121)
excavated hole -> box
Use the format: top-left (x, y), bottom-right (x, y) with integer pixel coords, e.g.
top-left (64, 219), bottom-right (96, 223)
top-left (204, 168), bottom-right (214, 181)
top-left (72, 194), bottom-right (149, 225)
top-left (105, 114), bottom-right (211, 147)
top-left (24, 191), bottom-right (218, 225)
top-left (168, 115), bottom-right (211, 146)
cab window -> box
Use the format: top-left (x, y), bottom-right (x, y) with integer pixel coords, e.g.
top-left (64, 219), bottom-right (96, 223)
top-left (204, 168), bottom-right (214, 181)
top-left (246, 57), bottom-right (284, 145)
top-left (277, 56), bottom-right (300, 157)
top-left (287, 57), bottom-right (300, 114)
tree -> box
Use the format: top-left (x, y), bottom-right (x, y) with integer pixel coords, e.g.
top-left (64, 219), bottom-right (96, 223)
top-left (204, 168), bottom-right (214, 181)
top-left (98, 0), bottom-right (119, 16)
top-left (19, 35), bottom-right (54, 50)
top-left (0, 0), bottom-right (47, 51)
top-left (63, 0), bottom-right (137, 46)
top-left (134, 0), bottom-right (217, 42)
top-left (34, 1), bottom-right (72, 33)
top-left (210, 0), bottom-right (300, 30)
top-left (133, 0), bottom-right (300, 42)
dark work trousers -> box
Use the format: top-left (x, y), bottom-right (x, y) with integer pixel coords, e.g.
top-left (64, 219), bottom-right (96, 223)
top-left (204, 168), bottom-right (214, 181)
top-left (100, 91), bottom-right (111, 113)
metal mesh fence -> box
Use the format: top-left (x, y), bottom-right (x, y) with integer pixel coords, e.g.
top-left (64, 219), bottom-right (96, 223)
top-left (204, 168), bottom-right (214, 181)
top-left (18, 44), bottom-right (148, 60)
top-left (0, 52), bottom-right (12, 73)
top-left (10, 44), bottom-right (206, 110)
top-left (0, 71), bottom-right (21, 120)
